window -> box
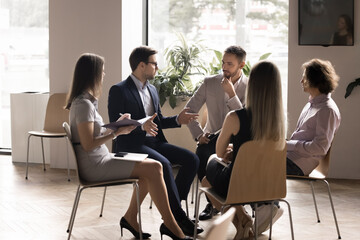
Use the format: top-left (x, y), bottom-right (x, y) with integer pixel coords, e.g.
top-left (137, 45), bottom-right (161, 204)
top-left (0, 0), bottom-right (49, 149)
top-left (148, 0), bottom-right (288, 107)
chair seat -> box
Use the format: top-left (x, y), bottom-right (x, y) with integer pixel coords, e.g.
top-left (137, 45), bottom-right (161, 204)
top-left (81, 178), bottom-right (139, 188)
top-left (287, 169), bottom-right (325, 180)
top-left (200, 187), bottom-right (226, 205)
top-left (28, 130), bottom-right (67, 137)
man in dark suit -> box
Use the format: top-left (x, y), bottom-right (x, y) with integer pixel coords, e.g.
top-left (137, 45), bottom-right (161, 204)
top-left (108, 46), bottom-right (203, 236)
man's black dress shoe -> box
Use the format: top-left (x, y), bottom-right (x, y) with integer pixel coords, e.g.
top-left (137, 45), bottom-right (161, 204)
top-left (177, 217), bottom-right (204, 236)
top-left (199, 203), bottom-right (219, 221)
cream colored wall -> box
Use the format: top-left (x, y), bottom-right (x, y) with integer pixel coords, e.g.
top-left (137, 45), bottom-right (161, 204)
top-left (288, 1), bottom-right (360, 179)
top-left (49, 0), bottom-right (124, 168)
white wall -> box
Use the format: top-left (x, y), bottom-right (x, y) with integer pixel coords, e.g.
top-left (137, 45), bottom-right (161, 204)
top-left (49, 0), bottom-right (124, 168)
top-left (288, 1), bottom-right (360, 179)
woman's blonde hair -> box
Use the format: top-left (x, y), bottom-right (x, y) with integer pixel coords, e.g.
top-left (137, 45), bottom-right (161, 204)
top-left (65, 53), bottom-right (104, 109)
top-left (246, 61), bottom-right (286, 141)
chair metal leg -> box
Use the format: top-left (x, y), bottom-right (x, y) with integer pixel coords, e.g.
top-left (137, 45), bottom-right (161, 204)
top-left (25, 134), bottom-right (32, 179)
top-left (269, 201), bottom-right (274, 240)
top-left (40, 137), bottom-right (46, 171)
top-left (67, 185), bottom-right (83, 240)
top-left (193, 190), bottom-right (205, 239)
top-left (185, 199), bottom-right (189, 217)
top-left (322, 180), bottom-right (341, 239)
top-left (67, 185), bottom-right (80, 232)
top-left (134, 182), bottom-right (143, 240)
top-left (65, 137), bottom-right (70, 181)
top-left (254, 203), bottom-right (258, 240)
top-left (310, 181), bottom-right (320, 222)
top-left (99, 187), bottom-right (107, 217)
top-left (193, 178), bottom-right (199, 218)
top-left (191, 177), bottom-right (195, 204)
top-left (279, 199), bottom-right (295, 240)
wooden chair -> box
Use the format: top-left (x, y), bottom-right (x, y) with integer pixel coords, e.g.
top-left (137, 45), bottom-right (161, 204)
top-left (204, 207), bottom-right (236, 240)
top-left (287, 145), bottom-right (341, 239)
top-left (62, 122), bottom-right (143, 240)
top-left (194, 140), bottom-right (294, 240)
top-left (25, 93), bottom-right (70, 180)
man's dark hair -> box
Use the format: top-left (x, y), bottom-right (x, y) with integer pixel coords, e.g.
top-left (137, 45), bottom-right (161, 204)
top-left (129, 46), bottom-right (158, 71)
top-left (224, 45), bottom-right (246, 63)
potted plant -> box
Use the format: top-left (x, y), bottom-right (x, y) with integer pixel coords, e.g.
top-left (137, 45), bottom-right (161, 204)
top-left (150, 33), bottom-right (216, 108)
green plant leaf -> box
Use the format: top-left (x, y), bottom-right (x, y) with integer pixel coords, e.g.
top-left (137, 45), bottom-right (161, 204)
top-left (345, 78), bottom-right (360, 99)
top-left (169, 95), bottom-right (177, 109)
top-left (259, 52), bottom-right (272, 60)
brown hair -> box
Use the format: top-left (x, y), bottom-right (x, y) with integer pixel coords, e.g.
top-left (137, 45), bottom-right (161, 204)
top-left (302, 58), bottom-right (339, 94)
top-left (65, 53), bottom-right (104, 109)
top-left (224, 45), bottom-right (246, 63)
top-left (246, 61), bottom-right (285, 141)
top-left (129, 46), bottom-right (158, 72)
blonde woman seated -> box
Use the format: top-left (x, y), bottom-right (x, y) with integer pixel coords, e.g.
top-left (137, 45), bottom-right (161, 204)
top-left (65, 53), bottom-right (191, 240)
top-left (201, 61), bottom-right (285, 240)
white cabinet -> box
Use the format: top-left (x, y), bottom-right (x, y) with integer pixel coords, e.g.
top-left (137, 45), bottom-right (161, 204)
top-left (10, 92), bottom-right (49, 163)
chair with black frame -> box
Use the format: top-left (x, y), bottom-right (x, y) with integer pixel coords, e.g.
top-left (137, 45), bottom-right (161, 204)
top-left (63, 122), bottom-right (143, 240)
top-left (25, 93), bottom-right (70, 181)
top-left (194, 140), bottom-right (294, 240)
top-left (287, 143), bottom-right (341, 239)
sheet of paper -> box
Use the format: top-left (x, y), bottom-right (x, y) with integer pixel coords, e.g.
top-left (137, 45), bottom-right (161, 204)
top-left (111, 152), bottom-right (148, 162)
top-left (102, 116), bottom-right (152, 130)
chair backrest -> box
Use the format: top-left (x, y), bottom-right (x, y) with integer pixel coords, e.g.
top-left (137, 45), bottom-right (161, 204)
top-left (205, 207), bottom-right (236, 240)
top-left (226, 140), bottom-right (287, 204)
top-left (314, 144), bottom-right (332, 177)
top-left (44, 93), bottom-right (69, 133)
top-left (63, 122), bottom-right (83, 184)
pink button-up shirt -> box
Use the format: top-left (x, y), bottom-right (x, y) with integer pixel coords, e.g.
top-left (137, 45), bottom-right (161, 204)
top-left (287, 93), bottom-right (341, 175)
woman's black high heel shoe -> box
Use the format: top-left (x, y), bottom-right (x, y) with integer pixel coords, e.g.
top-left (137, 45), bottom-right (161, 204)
top-left (159, 223), bottom-right (193, 240)
top-left (120, 217), bottom-right (151, 239)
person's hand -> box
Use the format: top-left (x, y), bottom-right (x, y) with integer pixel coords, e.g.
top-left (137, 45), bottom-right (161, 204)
top-left (116, 113), bottom-right (131, 121)
top-left (114, 125), bottom-right (136, 136)
top-left (198, 133), bottom-right (211, 145)
top-left (142, 113), bottom-right (158, 136)
top-left (177, 107), bottom-right (199, 125)
top-left (222, 147), bottom-right (233, 163)
top-left (221, 77), bottom-right (236, 98)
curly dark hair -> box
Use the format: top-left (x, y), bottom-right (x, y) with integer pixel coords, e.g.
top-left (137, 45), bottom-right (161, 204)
top-left (302, 59), bottom-right (339, 94)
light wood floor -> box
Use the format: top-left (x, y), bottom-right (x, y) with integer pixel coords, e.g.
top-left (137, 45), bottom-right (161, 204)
top-left (1, 155), bottom-right (359, 240)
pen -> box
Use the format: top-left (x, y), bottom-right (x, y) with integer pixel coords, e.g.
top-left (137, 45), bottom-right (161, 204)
top-left (119, 113), bottom-right (123, 116)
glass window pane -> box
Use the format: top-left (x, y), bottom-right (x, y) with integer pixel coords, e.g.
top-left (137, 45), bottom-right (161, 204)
top-left (148, 0), bottom-right (288, 107)
top-left (0, 0), bottom-right (49, 149)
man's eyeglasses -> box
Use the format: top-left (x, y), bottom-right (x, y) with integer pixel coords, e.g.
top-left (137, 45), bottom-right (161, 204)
top-left (146, 61), bottom-right (158, 67)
